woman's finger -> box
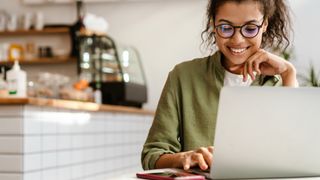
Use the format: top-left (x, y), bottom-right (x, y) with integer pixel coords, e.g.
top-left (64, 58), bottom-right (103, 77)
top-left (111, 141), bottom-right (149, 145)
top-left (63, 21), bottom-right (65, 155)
top-left (247, 60), bottom-right (255, 81)
top-left (191, 153), bottom-right (208, 170)
top-left (183, 155), bottom-right (191, 170)
top-left (247, 52), bottom-right (265, 79)
top-left (208, 146), bottom-right (214, 154)
top-left (254, 60), bottom-right (261, 75)
top-left (197, 147), bottom-right (213, 168)
top-left (243, 62), bottom-right (248, 82)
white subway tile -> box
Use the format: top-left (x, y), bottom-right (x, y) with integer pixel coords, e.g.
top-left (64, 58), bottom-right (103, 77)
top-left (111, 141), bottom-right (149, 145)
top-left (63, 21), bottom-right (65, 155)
top-left (97, 134), bottom-right (104, 146)
top-left (83, 149), bottom-right (92, 162)
top-left (23, 154), bottom-right (41, 171)
top-left (71, 164), bottom-right (83, 179)
top-left (84, 162), bottom-right (94, 177)
top-left (24, 171), bottom-right (41, 180)
top-left (57, 123), bottom-right (71, 134)
top-left (23, 117), bottom-right (41, 135)
top-left (0, 106), bottom-right (23, 117)
top-left (57, 135), bottom-right (71, 150)
top-left (71, 149), bottom-right (83, 164)
top-left (0, 136), bottom-right (22, 153)
top-left (0, 155), bottom-right (22, 172)
top-left (86, 121), bottom-right (96, 133)
top-left (42, 136), bottom-right (57, 152)
top-left (0, 173), bottom-right (22, 180)
top-left (56, 167), bottom-right (71, 180)
top-left (97, 147), bottom-right (105, 160)
top-left (95, 161), bottom-right (104, 175)
top-left (42, 169), bottom-right (57, 180)
top-left (83, 134), bottom-right (94, 148)
top-left (42, 152), bottom-right (57, 169)
top-left (24, 136), bottom-right (41, 153)
top-left (95, 120), bottom-right (105, 133)
top-left (41, 119), bottom-right (57, 135)
top-left (72, 135), bottom-right (84, 149)
top-left (0, 117), bottom-right (23, 135)
top-left (57, 151), bottom-right (71, 166)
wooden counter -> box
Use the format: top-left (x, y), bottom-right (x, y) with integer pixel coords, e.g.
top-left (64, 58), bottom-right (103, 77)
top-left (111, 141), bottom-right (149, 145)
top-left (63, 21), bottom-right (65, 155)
top-left (0, 97), bottom-right (154, 115)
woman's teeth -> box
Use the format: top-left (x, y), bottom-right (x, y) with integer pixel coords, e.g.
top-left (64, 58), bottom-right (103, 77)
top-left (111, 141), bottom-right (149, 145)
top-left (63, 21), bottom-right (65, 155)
top-left (230, 48), bottom-right (246, 54)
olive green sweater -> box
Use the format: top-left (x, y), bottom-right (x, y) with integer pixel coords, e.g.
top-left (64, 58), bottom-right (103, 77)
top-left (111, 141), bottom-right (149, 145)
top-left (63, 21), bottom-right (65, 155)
top-left (141, 51), bottom-right (282, 170)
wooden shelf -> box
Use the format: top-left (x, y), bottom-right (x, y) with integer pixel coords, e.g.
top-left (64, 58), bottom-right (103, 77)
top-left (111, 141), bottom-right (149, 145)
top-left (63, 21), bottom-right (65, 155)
top-left (0, 56), bottom-right (76, 65)
top-left (0, 27), bottom-right (70, 36)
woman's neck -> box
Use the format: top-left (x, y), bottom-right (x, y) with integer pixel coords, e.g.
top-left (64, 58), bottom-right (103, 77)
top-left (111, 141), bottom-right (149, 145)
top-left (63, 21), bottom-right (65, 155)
top-left (221, 55), bottom-right (244, 75)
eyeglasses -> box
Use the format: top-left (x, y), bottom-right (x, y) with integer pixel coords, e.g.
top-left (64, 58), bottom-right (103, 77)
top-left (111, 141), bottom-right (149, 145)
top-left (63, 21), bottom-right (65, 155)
top-left (214, 19), bottom-right (265, 39)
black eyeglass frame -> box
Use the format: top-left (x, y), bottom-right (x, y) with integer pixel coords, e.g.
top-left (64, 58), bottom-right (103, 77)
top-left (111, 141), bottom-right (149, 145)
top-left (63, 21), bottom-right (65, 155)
top-left (214, 18), bottom-right (265, 39)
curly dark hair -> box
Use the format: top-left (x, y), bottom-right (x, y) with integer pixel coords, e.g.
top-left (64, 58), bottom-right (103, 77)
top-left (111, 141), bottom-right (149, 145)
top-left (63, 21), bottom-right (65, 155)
top-left (201, 0), bottom-right (292, 52)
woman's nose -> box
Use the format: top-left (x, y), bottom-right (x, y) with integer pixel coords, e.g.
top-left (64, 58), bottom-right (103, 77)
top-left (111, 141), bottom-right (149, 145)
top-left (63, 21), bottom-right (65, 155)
top-left (230, 29), bottom-right (246, 43)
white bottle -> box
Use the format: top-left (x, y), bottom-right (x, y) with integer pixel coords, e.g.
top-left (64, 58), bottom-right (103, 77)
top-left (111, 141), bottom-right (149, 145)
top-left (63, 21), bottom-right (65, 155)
top-left (6, 60), bottom-right (27, 97)
top-left (94, 83), bottom-right (102, 104)
top-left (0, 67), bottom-right (8, 97)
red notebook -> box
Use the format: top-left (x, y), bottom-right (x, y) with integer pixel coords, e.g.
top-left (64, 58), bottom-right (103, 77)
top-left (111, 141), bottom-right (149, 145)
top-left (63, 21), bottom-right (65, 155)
top-left (136, 168), bottom-right (206, 180)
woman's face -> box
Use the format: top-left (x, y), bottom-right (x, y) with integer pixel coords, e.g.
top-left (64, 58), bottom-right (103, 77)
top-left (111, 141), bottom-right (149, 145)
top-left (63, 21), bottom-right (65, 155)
top-left (214, 1), bottom-right (268, 74)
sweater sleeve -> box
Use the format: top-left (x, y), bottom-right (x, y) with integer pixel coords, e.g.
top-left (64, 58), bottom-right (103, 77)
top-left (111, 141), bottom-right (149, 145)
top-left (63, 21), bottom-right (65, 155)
top-left (141, 70), bottom-right (182, 170)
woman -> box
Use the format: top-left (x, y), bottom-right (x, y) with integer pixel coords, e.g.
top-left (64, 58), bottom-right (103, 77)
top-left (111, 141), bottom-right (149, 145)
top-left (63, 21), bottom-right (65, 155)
top-left (142, 0), bottom-right (297, 171)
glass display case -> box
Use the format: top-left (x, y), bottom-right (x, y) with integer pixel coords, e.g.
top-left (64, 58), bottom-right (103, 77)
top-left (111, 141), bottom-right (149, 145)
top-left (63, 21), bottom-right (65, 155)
top-left (77, 34), bottom-right (147, 107)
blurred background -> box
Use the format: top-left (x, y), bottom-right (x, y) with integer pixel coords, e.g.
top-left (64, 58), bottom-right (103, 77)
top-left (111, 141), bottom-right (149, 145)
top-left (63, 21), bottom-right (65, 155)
top-left (0, 0), bottom-right (319, 110)
top-left (0, 0), bottom-right (319, 180)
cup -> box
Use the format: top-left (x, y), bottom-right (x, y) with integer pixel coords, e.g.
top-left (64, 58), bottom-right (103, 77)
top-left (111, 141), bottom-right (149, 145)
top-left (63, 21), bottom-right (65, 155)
top-left (25, 42), bottom-right (36, 60)
top-left (6, 14), bottom-right (17, 31)
top-left (23, 13), bottom-right (32, 30)
top-left (34, 12), bottom-right (44, 30)
top-left (0, 14), bottom-right (6, 31)
top-left (0, 43), bottom-right (9, 61)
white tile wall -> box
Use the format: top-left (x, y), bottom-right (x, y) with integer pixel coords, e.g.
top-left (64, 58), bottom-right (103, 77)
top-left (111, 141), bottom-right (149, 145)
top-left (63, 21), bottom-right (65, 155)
top-left (0, 155), bottom-right (23, 172)
top-left (24, 172), bottom-right (41, 180)
top-left (0, 118), bottom-right (23, 135)
top-left (0, 173), bottom-right (22, 180)
top-left (0, 104), bottom-right (153, 180)
top-left (24, 136), bottom-right (41, 153)
top-left (0, 137), bottom-right (23, 153)
top-left (24, 154), bottom-right (41, 172)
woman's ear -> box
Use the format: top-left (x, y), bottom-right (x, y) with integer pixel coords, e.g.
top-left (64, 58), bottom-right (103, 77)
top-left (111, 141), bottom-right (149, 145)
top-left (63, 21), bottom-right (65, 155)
top-left (211, 18), bottom-right (216, 33)
top-left (262, 18), bottom-right (268, 33)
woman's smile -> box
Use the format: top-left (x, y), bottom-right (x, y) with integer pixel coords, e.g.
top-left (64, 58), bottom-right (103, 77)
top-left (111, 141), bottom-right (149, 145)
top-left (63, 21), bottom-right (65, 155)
top-left (228, 46), bottom-right (250, 56)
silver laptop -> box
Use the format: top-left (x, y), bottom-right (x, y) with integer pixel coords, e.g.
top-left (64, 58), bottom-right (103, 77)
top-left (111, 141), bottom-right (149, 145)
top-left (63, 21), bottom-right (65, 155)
top-left (208, 87), bottom-right (320, 179)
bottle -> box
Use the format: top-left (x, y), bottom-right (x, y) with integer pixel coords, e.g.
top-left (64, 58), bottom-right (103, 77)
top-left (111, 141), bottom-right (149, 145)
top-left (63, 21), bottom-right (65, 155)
top-left (0, 67), bottom-right (8, 97)
top-left (6, 60), bottom-right (27, 97)
top-left (71, 0), bottom-right (86, 57)
top-left (94, 82), bottom-right (102, 104)
top-left (8, 44), bottom-right (24, 62)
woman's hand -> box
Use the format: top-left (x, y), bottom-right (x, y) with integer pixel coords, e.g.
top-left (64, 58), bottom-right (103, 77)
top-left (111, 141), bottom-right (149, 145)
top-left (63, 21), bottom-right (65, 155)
top-left (180, 146), bottom-right (214, 170)
top-left (243, 49), bottom-right (297, 87)
top-left (155, 146), bottom-right (214, 171)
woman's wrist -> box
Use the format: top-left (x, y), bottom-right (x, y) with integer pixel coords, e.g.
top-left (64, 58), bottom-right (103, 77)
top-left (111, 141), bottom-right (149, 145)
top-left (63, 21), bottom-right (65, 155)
top-left (280, 62), bottom-right (297, 87)
top-left (155, 153), bottom-right (184, 169)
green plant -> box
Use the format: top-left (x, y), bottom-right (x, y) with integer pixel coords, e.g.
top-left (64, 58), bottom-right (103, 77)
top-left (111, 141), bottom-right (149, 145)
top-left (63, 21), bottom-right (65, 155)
top-left (298, 64), bottom-right (320, 87)
top-left (272, 47), bottom-right (294, 61)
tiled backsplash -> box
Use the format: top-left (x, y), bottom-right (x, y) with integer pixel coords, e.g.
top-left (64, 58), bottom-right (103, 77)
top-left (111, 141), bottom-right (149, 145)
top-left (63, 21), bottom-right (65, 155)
top-left (0, 105), bottom-right (153, 180)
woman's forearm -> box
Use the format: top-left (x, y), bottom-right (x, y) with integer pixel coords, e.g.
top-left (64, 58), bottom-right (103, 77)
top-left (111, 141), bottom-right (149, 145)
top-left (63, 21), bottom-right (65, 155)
top-left (155, 153), bottom-right (183, 169)
top-left (281, 62), bottom-right (297, 87)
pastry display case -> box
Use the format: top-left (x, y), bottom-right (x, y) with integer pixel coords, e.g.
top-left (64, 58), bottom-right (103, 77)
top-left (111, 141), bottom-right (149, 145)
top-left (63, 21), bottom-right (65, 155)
top-left (77, 34), bottom-right (147, 107)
